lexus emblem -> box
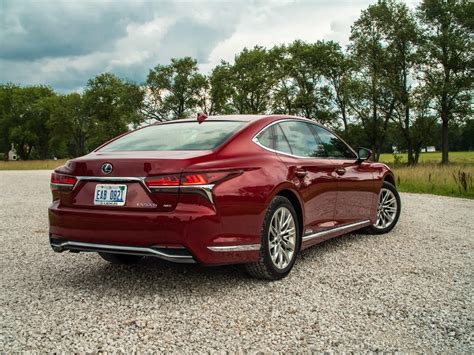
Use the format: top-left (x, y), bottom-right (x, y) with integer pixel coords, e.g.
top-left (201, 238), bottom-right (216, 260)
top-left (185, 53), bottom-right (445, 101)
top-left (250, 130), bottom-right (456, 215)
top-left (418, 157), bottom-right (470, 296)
top-left (101, 163), bottom-right (113, 175)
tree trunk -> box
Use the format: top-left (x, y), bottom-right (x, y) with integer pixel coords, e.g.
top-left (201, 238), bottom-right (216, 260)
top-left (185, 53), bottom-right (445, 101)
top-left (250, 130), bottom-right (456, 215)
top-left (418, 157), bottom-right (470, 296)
top-left (414, 148), bottom-right (421, 164)
top-left (404, 106), bottom-right (415, 166)
top-left (441, 115), bottom-right (449, 165)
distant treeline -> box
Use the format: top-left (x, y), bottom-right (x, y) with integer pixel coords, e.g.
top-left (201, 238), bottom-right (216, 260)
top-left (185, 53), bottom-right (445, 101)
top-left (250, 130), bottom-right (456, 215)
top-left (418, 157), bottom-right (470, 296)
top-left (0, 0), bottom-right (472, 164)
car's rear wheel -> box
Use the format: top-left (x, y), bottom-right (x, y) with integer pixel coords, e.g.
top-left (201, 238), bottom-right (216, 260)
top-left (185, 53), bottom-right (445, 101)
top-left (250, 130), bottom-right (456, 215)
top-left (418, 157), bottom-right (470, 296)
top-left (365, 181), bottom-right (401, 235)
top-left (98, 252), bottom-right (143, 264)
top-left (245, 196), bottom-right (301, 280)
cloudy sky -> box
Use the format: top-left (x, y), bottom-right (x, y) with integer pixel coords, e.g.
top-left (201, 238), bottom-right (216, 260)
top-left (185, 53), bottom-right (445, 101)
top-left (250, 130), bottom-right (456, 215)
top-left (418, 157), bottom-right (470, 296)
top-left (1, 0), bottom-right (417, 92)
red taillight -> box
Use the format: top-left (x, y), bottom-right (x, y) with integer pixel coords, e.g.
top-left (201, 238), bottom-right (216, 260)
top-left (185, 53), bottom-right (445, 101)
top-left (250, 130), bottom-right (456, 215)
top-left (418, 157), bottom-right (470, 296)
top-left (181, 174), bottom-right (208, 185)
top-left (145, 171), bottom-right (241, 188)
top-left (145, 174), bottom-right (180, 187)
top-left (51, 172), bottom-right (77, 186)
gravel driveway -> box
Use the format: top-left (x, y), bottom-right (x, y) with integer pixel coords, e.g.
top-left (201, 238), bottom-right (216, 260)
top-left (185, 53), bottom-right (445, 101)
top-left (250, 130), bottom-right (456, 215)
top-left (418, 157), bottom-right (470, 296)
top-left (1, 170), bottom-right (473, 352)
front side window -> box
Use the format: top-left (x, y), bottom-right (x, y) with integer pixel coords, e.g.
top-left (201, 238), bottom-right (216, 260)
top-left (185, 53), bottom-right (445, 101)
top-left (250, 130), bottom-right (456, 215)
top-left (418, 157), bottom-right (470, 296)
top-left (278, 121), bottom-right (320, 158)
top-left (312, 125), bottom-right (357, 159)
top-left (100, 121), bottom-right (245, 152)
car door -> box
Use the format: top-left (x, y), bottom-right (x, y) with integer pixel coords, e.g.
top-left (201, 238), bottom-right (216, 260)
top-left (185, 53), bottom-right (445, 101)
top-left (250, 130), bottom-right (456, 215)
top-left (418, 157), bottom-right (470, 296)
top-left (274, 120), bottom-right (340, 235)
top-left (311, 124), bottom-right (377, 224)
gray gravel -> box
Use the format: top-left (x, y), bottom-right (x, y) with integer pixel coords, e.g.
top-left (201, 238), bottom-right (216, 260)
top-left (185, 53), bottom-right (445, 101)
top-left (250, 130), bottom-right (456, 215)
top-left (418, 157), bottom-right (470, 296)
top-left (1, 170), bottom-right (473, 352)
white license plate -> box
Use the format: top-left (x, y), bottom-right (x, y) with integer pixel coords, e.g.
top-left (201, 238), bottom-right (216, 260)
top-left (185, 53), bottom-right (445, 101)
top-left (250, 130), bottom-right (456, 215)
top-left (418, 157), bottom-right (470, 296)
top-left (94, 184), bottom-right (127, 206)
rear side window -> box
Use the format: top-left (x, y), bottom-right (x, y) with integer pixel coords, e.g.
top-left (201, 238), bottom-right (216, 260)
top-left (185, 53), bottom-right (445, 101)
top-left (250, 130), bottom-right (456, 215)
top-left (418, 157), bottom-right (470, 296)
top-left (100, 121), bottom-right (245, 152)
top-left (278, 121), bottom-right (320, 158)
top-left (274, 124), bottom-right (292, 154)
top-left (255, 127), bottom-right (274, 149)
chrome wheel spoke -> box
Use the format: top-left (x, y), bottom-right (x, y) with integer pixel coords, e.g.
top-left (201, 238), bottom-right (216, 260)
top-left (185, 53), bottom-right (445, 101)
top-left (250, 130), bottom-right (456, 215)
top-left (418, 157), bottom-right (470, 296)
top-left (268, 206), bottom-right (297, 270)
top-left (373, 188), bottom-right (398, 230)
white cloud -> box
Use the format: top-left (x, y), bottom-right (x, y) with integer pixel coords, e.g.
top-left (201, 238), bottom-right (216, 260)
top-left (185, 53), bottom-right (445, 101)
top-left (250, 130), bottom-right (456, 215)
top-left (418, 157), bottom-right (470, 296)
top-left (1, 0), bottom-right (422, 92)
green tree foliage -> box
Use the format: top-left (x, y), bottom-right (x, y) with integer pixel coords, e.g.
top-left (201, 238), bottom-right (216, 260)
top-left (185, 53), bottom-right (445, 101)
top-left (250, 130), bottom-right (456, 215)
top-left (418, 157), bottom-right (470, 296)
top-left (144, 57), bottom-right (206, 120)
top-left (46, 93), bottom-right (89, 157)
top-left (349, 4), bottom-right (395, 161)
top-left (83, 73), bottom-right (144, 149)
top-left (226, 46), bottom-right (276, 114)
top-left (417, 0), bottom-right (473, 164)
top-left (320, 41), bottom-right (354, 133)
top-left (0, 84), bottom-right (55, 160)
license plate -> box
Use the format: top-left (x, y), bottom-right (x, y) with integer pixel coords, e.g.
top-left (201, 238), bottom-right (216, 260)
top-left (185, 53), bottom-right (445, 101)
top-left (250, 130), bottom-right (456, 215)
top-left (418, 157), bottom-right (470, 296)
top-left (94, 184), bottom-right (127, 206)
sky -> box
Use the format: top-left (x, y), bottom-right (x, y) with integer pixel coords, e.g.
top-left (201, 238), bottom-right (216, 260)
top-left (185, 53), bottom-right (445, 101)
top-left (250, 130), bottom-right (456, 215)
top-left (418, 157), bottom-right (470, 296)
top-left (0, 0), bottom-right (418, 93)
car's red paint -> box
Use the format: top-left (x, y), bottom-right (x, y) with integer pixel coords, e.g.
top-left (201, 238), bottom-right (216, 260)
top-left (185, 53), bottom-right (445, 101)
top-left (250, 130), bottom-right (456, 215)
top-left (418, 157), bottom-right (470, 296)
top-left (48, 115), bottom-right (394, 265)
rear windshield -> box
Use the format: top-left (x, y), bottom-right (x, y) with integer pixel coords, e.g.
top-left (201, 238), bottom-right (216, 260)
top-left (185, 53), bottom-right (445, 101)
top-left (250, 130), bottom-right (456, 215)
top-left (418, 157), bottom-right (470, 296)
top-left (99, 121), bottom-right (245, 152)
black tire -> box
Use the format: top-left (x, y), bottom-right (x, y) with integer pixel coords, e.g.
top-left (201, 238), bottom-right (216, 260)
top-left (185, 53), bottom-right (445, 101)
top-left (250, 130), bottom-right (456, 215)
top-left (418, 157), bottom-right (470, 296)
top-left (98, 252), bottom-right (143, 264)
top-left (365, 181), bottom-right (401, 235)
top-left (245, 196), bottom-right (301, 280)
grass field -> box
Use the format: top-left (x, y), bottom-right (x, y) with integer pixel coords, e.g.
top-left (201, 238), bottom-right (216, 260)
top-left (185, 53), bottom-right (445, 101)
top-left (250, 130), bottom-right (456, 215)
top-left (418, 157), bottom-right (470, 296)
top-left (0, 159), bottom-right (67, 170)
top-left (1, 153), bottom-right (473, 199)
top-left (380, 151), bottom-right (474, 165)
top-left (391, 164), bottom-right (473, 199)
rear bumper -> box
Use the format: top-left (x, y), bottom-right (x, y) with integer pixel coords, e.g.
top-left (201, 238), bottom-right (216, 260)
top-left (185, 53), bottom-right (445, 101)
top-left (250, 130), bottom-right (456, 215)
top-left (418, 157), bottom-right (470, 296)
top-left (48, 201), bottom-right (261, 265)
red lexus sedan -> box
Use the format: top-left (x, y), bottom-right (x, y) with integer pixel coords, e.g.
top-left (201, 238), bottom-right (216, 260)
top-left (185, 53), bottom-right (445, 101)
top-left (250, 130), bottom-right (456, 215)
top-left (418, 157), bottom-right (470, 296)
top-left (49, 115), bottom-right (401, 280)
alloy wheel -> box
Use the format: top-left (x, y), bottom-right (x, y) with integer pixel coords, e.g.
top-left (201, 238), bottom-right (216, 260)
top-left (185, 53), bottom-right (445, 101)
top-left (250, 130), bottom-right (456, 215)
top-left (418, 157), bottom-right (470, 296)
top-left (268, 206), bottom-right (297, 269)
top-left (374, 188), bottom-right (398, 229)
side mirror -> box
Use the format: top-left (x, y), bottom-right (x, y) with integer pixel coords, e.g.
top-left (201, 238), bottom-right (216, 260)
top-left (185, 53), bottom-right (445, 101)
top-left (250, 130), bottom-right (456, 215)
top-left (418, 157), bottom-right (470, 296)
top-left (357, 147), bottom-right (372, 162)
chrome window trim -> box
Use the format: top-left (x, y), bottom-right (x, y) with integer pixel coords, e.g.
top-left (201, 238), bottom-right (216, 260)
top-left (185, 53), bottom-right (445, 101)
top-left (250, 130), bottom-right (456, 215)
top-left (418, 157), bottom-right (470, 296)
top-left (302, 219), bottom-right (371, 242)
top-left (208, 244), bottom-right (261, 252)
top-left (252, 118), bottom-right (357, 160)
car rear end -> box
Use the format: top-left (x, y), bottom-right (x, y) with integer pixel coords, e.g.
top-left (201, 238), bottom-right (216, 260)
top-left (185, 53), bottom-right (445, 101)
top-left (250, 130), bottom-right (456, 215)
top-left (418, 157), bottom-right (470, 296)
top-left (48, 118), bottom-right (269, 265)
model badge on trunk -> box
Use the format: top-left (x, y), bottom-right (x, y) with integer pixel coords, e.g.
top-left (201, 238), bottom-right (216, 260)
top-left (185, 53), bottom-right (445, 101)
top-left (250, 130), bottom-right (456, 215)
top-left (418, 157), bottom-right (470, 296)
top-left (101, 163), bottom-right (113, 175)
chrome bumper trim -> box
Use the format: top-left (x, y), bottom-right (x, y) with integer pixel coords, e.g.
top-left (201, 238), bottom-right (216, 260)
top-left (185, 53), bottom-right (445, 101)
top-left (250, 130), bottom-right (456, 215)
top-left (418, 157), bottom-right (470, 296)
top-left (51, 240), bottom-right (196, 263)
top-left (208, 244), bottom-right (261, 252)
top-left (302, 219), bottom-right (371, 242)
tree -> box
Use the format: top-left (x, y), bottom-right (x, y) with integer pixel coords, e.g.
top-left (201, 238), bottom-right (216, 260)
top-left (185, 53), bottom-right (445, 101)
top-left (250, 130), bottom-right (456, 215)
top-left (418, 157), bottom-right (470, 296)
top-left (227, 46), bottom-right (276, 114)
top-left (144, 57), bottom-right (206, 121)
top-left (319, 41), bottom-right (354, 132)
top-left (286, 41), bottom-right (334, 122)
top-left (206, 62), bottom-right (236, 115)
top-left (0, 84), bottom-right (18, 159)
top-left (269, 45), bottom-right (298, 115)
top-left (46, 93), bottom-right (89, 157)
top-left (375, 0), bottom-right (420, 165)
top-left (1, 85), bottom-right (55, 160)
top-left (417, 0), bottom-right (473, 164)
top-left (83, 73), bottom-right (144, 150)
top-left (349, 2), bottom-right (397, 161)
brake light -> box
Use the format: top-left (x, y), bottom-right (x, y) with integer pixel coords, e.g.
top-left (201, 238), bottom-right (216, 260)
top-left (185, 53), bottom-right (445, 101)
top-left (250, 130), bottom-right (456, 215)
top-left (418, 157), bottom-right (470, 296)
top-left (145, 171), bottom-right (241, 188)
top-left (145, 174), bottom-right (180, 187)
top-left (51, 172), bottom-right (77, 186)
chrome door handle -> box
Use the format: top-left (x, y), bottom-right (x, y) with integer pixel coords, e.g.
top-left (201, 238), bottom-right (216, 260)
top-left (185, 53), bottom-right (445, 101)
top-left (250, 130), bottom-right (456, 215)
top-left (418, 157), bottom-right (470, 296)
top-left (335, 168), bottom-right (346, 176)
top-left (295, 169), bottom-right (308, 178)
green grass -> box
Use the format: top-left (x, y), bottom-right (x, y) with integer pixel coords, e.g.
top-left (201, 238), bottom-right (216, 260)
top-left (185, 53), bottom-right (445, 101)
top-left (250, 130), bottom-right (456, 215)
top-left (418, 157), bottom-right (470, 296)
top-left (391, 163), bottom-right (474, 199)
top-left (0, 159), bottom-right (68, 170)
top-left (380, 151), bottom-right (474, 165)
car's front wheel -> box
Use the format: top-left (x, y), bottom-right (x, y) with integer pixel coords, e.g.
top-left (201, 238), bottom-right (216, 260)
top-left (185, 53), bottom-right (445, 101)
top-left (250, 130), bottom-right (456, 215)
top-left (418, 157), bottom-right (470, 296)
top-left (245, 196), bottom-right (301, 280)
top-left (365, 181), bottom-right (401, 235)
top-left (98, 253), bottom-right (143, 264)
